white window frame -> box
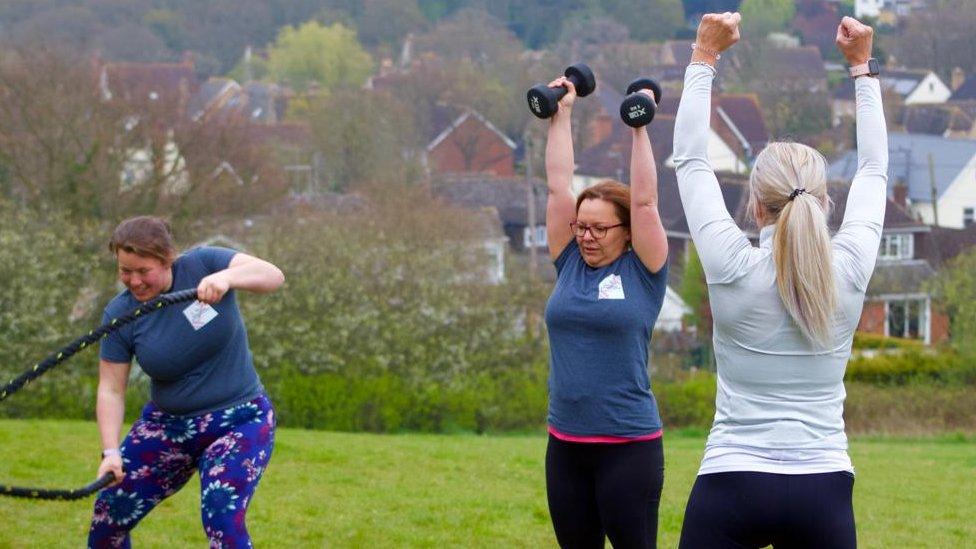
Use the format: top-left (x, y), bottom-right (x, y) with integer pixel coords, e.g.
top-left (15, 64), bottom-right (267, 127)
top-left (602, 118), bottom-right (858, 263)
top-left (883, 295), bottom-right (931, 344)
top-left (964, 207), bottom-right (974, 228)
top-left (878, 233), bottom-right (914, 261)
top-left (522, 225), bottom-right (548, 248)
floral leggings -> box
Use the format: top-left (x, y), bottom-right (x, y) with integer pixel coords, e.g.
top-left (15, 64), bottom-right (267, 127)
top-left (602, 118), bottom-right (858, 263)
top-left (88, 394), bottom-right (275, 549)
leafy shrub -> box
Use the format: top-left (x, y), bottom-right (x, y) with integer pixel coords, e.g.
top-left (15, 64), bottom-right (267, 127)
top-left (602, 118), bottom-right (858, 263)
top-left (845, 350), bottom-right (975, 385)
top-left (853, 332), bottom-right (925, 351)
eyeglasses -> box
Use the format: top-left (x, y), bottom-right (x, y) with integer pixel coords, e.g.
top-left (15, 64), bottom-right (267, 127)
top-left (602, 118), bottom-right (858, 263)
top-left (569, 221), bottom-right (625, 239)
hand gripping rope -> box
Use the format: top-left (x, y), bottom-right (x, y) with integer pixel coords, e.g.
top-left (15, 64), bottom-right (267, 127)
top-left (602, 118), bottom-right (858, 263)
top-left (0, 288), bottom-right (198, 500)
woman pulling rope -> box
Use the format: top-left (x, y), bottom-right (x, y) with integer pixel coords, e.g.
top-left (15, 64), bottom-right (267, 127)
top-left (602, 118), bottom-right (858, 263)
top-left (88, 216), bottom-right (284, 548)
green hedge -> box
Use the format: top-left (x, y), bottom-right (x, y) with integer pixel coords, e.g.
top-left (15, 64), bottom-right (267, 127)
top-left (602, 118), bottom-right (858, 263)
top-left (852, 332), bottom-right (925, 351)
top-left (845, 350), bottom-right (976, 385)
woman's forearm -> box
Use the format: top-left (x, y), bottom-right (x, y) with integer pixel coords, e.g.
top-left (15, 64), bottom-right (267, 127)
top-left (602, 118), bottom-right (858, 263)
top-left (224, 256), bottom-right (285, 294)
top-left (545, 112), bottom-right (574, 194)
top-left (630, 126), bottom-right (658, 207)
top-left (96, 384), bottom-right (126, 452)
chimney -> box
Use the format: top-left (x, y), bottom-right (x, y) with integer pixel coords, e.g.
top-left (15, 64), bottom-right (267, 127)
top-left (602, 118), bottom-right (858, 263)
top-left (951, 67), bottom-right (965, 92)
top-left (893, 181), bottom-right (909, 208)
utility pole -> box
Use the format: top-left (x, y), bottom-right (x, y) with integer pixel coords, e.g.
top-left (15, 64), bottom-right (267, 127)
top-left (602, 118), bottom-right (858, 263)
top-left (927, 151), bottom-right (942, 263)
top-left (928, 152), bottom-right (939, 227)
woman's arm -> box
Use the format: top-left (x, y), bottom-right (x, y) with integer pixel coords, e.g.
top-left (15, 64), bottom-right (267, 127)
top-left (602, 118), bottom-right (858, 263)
top-left (95, 359), bottom-right (130, 485)
top-left (832, 17), bottom-right (888, 291)
top-left (544, 77), bottom-right (579, 260)
top-left (673, 13), bottom-right (753, 283)
top-left (630, 121), bottom-right (668, 272)
top-left (196, 252), bottom-right (285, 304)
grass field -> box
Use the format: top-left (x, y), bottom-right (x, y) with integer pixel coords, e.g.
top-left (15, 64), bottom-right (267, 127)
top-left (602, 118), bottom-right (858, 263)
top-left (0, 420), bottom-right (973, 547)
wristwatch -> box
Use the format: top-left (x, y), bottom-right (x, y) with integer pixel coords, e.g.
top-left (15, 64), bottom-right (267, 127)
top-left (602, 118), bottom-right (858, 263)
top-left (849, 58), bottom-right (880, 78)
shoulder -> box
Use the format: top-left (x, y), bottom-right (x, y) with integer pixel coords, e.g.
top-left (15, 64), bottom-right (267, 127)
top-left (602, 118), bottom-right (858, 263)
top-left (103, 289), bottom-right (135, 318)
top-left (553, 239), bottom-right (581, 273)
top-left (180, 246), bottom-right (238, 271)
top-left (625, 249), bottom-right (669, 290)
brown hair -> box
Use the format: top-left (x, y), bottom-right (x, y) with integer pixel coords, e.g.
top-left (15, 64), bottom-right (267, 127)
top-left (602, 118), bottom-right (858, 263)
top-left (575, 180), bottom-right (631, 228)
top-left (108, 216), bottom-right (177, 264)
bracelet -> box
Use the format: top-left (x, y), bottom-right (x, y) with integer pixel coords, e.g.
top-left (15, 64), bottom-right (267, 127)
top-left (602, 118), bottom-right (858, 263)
top-left (692, 43), bottom-right (721, 60)
top-left (101, 448), bottom-right (121, 459)
top-left (689, 61), bottom-right (717, 76)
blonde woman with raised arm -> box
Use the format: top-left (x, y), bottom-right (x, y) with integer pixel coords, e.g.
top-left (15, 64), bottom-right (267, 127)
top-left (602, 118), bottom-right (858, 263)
top-left (672, 14), bottom-right (887, 548)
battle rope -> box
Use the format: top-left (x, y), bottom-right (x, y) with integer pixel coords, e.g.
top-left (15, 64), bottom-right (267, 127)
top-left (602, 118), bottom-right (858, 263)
top-left (1, 288), bottom-right (198, 500)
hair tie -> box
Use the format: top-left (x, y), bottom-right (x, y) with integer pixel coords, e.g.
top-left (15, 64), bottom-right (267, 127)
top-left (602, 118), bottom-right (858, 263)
top-left (788, 188), bottom-right (806, 201)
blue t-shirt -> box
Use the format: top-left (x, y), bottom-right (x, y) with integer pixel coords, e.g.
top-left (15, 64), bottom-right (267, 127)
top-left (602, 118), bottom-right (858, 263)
top-left (100, 246), bottom-right (263, 416)
top-left (544, 240), bottom-right (668, 437)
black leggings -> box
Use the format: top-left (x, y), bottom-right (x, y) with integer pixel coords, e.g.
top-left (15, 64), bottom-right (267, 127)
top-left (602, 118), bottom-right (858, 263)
top-left (546, 434), bottom-right (665, 549)
top-left (679, 471), bottom-right (856, 549)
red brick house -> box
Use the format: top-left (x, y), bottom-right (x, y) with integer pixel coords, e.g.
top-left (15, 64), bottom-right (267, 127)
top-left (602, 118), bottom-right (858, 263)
top-left (425, 104), bottom-right (516, 177)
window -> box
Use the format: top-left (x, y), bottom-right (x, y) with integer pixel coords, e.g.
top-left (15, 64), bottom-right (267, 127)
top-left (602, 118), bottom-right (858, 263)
top-left (878, 233), bottom-right (914, 260)
top-left (886, 298), bottom-right (928, 341)
top-left (964, 207), bottom-right (974, 228)
top-left (523, 225), bottom-right (547, 248)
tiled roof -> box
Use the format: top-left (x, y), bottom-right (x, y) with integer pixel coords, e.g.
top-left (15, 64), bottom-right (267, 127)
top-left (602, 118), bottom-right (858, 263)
top-left (102, 59), bottom-right (197, 102)
top-left (431, 175), bottom-right (547, 227)
top-left (827, 133), bottom-right (976, 201)
top-left (865, 260), bottom-right (936, 297)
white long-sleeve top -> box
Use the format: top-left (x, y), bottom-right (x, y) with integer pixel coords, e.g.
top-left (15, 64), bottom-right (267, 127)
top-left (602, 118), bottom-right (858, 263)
top-left (673, 64), bottom-right (888, 475)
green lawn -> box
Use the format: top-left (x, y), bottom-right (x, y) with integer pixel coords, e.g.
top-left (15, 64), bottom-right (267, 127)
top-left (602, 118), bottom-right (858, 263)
top-left (0, 420), bottom-right (973, 547)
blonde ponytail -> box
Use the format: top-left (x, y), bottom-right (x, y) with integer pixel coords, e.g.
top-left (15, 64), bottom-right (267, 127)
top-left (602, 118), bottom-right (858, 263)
top-left (750, 143), bottom-right (837, 345)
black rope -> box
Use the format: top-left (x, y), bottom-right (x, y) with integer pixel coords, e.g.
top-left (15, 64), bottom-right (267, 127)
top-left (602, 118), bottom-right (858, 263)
top-left (1, 288), bottom-right (198, 500)
top-left (1, 472), bottom-right (116, 501)
top-left (1, 289), bottom-right (198, 402)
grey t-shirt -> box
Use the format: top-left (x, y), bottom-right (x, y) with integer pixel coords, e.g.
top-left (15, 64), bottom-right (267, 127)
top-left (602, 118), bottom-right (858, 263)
top-left (544, 240), bottom-right (668, 437)
top-left (100, 246), bottom-right (263, 416)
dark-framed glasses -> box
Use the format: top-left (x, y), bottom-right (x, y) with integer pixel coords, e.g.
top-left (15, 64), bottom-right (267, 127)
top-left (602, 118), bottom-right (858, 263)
top-left (569, 221), bottom-right (625, 239)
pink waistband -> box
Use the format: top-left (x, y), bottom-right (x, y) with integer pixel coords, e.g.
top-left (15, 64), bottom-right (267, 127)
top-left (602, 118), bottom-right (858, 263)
top-left (548, 425), bottom-right (663, 444)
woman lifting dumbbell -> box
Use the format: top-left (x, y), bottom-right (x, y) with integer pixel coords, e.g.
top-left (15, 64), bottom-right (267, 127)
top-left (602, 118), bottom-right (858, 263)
top-left (534, 65), bottom-right (669, 549)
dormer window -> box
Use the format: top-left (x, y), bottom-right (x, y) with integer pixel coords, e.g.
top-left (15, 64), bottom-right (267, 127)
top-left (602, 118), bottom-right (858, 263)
top-left (878, 233), bottom-right (913, 260)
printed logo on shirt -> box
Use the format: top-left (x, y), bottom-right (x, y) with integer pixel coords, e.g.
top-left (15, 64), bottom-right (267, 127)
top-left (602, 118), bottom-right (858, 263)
top-left (183, 301), bottom-right (218, 330)
top-left (598, 274), bottom-right (625, 300)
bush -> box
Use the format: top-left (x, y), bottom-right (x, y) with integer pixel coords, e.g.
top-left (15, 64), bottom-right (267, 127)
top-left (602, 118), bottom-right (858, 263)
top-left (852, 332), bottom-right (925, 351)
top-left (845, 350), bottom-right (975, 385)
top-left (845, 382), bottom-right (976, 435)
top-left (656, 373), bottom-right (717, 430)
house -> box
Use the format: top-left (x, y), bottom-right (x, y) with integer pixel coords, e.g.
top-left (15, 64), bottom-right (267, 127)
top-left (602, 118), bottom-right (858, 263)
top-left (831, 186), bottom-right (950, 345)
top-left (431, 175), bottom-right (547, 253)
top-left (833, 69), bottom-right (953, 123)
top-left (856, 0), bottom-right (929, 20)
top-left (948, 72), bottom-right (976, 120)
top-left (188, 78), bottom-right (289, 125)
top-left (97, 53), bottom-right (198, 108)
top-left (901, 105), bottom-right (976, 138)
top-left (828, 133), bottom-right (976, 229)
top-left (577, 84), bottom-right (769, 191)
top-left (755, 47), bottom-right (828, 94)
top-left (425, 104), bottom-right (516, 177)
top-left (792, 0), bottom-right (842, 58)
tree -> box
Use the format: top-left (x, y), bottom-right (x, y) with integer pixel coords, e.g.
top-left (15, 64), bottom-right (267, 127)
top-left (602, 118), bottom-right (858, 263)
top-left (739, 0), bottom-right (795, 40)
top-left (604, 0), bottom-right (685, 42)
top-left (929, 248), bottom-right (976, 357)
top-left (266, 20), bottom-right (374, 93)
top-left (882, 0), bottom-right (976, 79)
top-left (0, 47), bottom-right (288, 233)
top-left (307, 89), bottom-right (424, 191)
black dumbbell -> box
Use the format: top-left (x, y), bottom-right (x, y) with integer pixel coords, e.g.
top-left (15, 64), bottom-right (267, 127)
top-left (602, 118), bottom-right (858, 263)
top-left (619, 78), bottom-right (663, 128)
top-left (526, 63), bottom-right (596, 119)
